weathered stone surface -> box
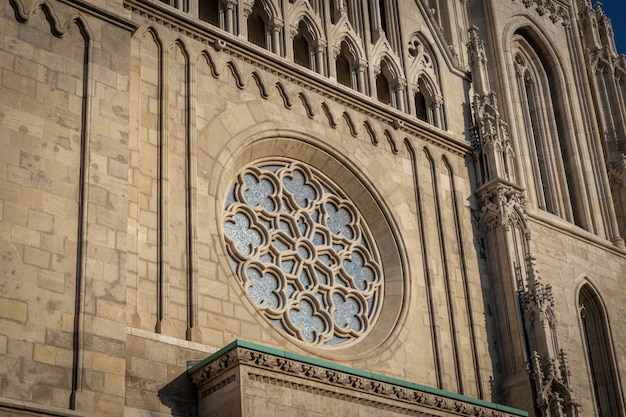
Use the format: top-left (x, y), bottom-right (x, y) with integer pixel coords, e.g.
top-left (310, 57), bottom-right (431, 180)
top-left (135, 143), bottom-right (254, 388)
top-left (1, 0), bottom-right (625, 416)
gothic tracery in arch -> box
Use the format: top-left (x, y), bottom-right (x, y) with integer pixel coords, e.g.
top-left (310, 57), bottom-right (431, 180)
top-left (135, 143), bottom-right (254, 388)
top-left (578, 283), bottom-right (625, 417)
top-left (408, 34), bottom-right (444, 128)
top-left (511, 31), bottom-right (584, 227)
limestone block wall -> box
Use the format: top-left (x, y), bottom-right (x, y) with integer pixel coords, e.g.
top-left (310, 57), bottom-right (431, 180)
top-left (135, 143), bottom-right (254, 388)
top-left (121, 4), bottom-right (492, 412)
top-left (1, 0), bottom-right (625, 417)
top-left (0, 0), bottom-right (135, 415)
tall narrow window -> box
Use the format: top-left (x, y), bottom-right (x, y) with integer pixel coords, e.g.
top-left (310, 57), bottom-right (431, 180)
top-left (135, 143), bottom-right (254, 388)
top-left (415, 90), bottom-right (427, 122)
top-left (199, 0), bottom-right (220, 26)
top-left (579, 284), bottom-right (624, 417)
top-left (336, 41), bottom-right (357, 89)
top-left (376, 74), bottom-right (391, 105)
top-left (294, 21), bottom-right (313, 70)
top-left (376, 60), bottom-right (393, 106)
top-left (414, 77), bottom-right (437, 125)
top-left (522, 75), bottom-right (555, 214)
top-left (512, 32), bottom-right (584, 227)
top-left (336, 53), bottom-right (352, 87)
top-left (248, 1), bottom-right (269, 49)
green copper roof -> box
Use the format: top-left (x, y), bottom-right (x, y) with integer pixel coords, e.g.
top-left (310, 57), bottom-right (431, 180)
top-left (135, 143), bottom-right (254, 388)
top-left (187, 339), bottom-right (528, 417)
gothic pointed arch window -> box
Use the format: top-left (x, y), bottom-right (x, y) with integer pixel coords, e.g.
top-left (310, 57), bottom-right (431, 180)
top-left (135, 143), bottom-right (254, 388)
top-left (408, 34), bottom-right (445, 128)
top-left (335, 40), bottom-right (359, 90)
top-left (579, 284), bottom-right (625, 417)
top-left (375, 60), bottom-right (393, 106)
top-left (413, 77), bottom-right (442, 127)
top-left (414, 87), bottom-right (427, 122)
top-left (512, 31), bottom-right (585, 227)
top-left (247, 1), bottom-right (270, 49)
top-left (293, 20), bottom-right (316, 71)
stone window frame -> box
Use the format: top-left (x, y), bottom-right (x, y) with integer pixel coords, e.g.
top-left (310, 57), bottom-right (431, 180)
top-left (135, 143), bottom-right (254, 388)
top-left (223, 158), bottom-right (384, 347)
top-left (510, 31), bottom-right (584, 226)
top-left (243, 0), bottom-right (283, 53)
top-left (407, 33), bottom-right (446, 129)
top-left (577, 282), bottom-right (625, 417)
top-left (215, 137), bottom-right (406, 359)
top-left (332, 37), bottom-right (365, 92)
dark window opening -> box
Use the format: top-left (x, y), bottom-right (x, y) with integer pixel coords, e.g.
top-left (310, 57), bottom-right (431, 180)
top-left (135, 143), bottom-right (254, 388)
top-left (336, 53), bottom-right (352, 88)
top-left (378, 1), bottom-right (387, 34)
top-left (376, 72), bottom-right (391, 105)
top-left (415, 91), bottom-right (427, 121)
top-left (199, 0), bottom-right (219, 25)
top-left (248, 3), bottom-right (268, 49)
top-left (294, 22), bottom-right (313, 69)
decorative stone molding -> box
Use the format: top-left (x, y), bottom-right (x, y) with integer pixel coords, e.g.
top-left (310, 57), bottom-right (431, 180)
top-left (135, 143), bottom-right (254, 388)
top-left (467, 28), bottom-right (516, 186)
top-left (518, 256), bottom-right (581, 417)
top-left (189, 340), bottom-right (528, 417)
top-left (123, 0), bottom-right (472, 158)
top-left (515, 0), bottom-right (570, 25)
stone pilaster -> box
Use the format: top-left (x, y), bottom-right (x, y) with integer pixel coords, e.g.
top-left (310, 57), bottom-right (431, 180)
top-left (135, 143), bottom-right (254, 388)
top-left (469, 25), bottom-right (579, 417)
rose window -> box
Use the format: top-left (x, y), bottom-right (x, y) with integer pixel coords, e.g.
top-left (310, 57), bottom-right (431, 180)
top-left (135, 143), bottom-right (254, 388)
top-left (223, 160), bottom-right (383, 346)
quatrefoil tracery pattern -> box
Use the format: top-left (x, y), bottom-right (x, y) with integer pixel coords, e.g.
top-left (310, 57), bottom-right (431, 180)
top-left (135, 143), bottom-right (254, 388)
top-left (224, 161), bottom-right (383, 346)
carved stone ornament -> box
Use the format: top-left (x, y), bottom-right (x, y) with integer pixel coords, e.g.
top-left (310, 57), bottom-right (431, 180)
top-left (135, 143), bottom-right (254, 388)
top-left (517, 0), bottom-right (570, 25)
top-left (471, 93), bottom-right (513, 156)
top-left (477, 182), bottom-right (526, 231)
top-left (528, 350), bottom-right (581, 417)
top-left (520, 255), bottom-right (556, 327)
top-left (608, 153), bottom-right (626, 189)
top-left (189, 342), bottom-right (527, 417)
top-left (467, 26), bottom-right (487, 68)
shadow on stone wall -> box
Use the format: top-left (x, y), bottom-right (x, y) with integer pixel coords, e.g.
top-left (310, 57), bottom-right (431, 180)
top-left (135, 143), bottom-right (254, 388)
top-left (158, 372), bottom-right (197, 417)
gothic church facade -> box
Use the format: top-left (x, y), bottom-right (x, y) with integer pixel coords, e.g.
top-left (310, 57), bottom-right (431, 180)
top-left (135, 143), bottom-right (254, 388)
top-left (1, 0), bottom-right (625, 416)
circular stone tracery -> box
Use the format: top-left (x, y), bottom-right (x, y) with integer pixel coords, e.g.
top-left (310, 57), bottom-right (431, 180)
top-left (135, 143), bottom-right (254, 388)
top-left (223, 160), bottom-right (383, 347)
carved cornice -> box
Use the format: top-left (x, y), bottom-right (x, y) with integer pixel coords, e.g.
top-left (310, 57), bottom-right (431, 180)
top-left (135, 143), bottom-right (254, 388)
top-left (189, 343), bottom-right (526, 417)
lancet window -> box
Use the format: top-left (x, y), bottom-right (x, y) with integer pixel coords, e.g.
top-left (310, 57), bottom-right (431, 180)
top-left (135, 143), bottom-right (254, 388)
top-left (408, 34), bottom-right (444, 128)
top-left (376, 60), bottom-right (393, 106)
top-left (512, 33), bottom-right (583, 226)
top-left (247, 1), bottom-right (270, 49)
top-left (335, 40), bottom-right (359, 90)
top-left (293, 20), bottom-right (314, 70)
top-left (579, 284), bottom-right (625, 417)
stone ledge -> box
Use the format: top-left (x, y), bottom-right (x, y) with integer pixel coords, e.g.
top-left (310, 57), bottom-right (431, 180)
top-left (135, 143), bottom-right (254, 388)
top-left (188, 340), bottom-right (528, 417)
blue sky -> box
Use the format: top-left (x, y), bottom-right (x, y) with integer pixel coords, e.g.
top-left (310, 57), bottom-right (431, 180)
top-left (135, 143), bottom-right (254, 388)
top-left (600, 1), bottom-right (626, 55)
